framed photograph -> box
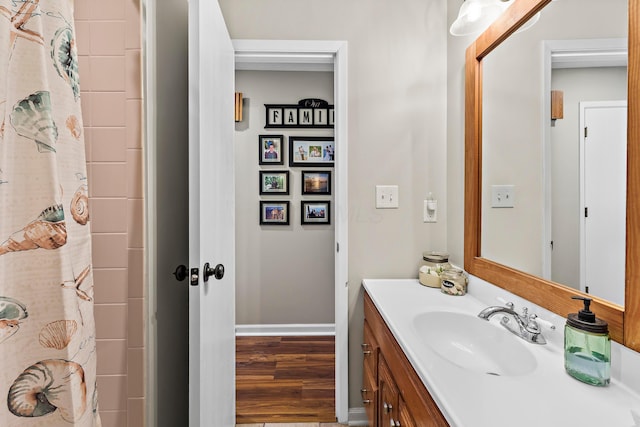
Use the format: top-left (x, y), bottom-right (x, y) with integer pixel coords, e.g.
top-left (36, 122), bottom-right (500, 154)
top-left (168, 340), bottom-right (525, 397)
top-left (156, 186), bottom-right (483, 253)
top-left (259, 135), bottom-right (284, 165)
top-left (301, 201), bottom-right (330, 225)
top-left (260, 170), bottom-right (289, 195)
top-left (289, 136), bottom-right (334, 167)
top-left (260, 201), bottom-right (289, 225)
top-left (301, 171), bottom-right (331, 195)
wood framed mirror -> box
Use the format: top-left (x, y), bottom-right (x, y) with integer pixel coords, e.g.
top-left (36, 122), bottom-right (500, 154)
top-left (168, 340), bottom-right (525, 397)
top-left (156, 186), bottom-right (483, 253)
top-left (464, 0), bottom-right (640, 350)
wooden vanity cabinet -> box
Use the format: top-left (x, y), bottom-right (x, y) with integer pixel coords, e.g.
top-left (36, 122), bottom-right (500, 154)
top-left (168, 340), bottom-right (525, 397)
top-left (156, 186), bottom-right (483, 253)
top-left (363, 291), bottom-right (449, 427)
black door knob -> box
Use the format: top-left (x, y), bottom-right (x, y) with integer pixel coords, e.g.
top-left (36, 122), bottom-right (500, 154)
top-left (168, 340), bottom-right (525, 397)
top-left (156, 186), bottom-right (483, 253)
top-left (203, 262), bottom-right (224, 281)
top-left (173, 265), bottom-right (188, 281)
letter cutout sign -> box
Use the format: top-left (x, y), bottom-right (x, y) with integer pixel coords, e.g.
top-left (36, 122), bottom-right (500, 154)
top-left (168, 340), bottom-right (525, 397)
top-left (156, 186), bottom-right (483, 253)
top-left (265, 98), bottom-right (334, 129)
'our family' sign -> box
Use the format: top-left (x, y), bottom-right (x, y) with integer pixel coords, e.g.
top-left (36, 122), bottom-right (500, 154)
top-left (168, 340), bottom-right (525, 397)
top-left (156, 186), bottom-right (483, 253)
top-left (265, 98), bottom-right (335, 129)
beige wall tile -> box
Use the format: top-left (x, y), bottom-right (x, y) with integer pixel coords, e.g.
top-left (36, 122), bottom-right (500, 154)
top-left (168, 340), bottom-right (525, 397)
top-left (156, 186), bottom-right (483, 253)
top-left (95, 303), bottom-right (127, 339)
top-left (78, 56), bottom-right (91, 91)
top-left (98, 410), bottom-right (127, 427)
top-left (127, 347), bottom-right (144, 397)
top-left (127, 199), bottom-right (143, 248)
top-left (90, 22), bottom-right (126, 56)
top-left (125, 0), bottom-right (141, 50)
top-left (92, 233), bottom-right (128, 268)
top-left (75, 21), bottom-right (91, 55)
top-left (97, 339), bottom-right (127, 375)
top-left (90, 0), bottom-right (126, 20)
top-left (126, 100), bottom-right (142, 148)
top-left (92, 92), bottom-right (127, 127)
top-left (128, 249), bottom-right (144, 298)
top-left (93, 127), bottom-right (127, 162)
top-left (127, 149), bottom-right (143, 198)
top-left (92, 163), bottom-right (127, 197)
top-left (126, 49), bottom-right (141, 99)
top-left (91, 198), bottom-right (127, 233)
top-left (91, 57), bottom-right (126, 92)
top-left (94, 268), bottom-right (128, 303)
top-left (127, 398), bottom-right (145, 427)
top-left (127, 298), bottom-right (144, 347)
top-left (97, 375), bottom-right (127, 411)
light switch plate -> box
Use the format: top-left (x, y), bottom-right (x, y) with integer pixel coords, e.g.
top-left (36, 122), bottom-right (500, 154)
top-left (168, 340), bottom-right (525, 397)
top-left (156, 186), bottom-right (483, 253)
top-left (376, 185), bottom-right (399, 209)
top-left (491, 185), bottom-right (515, 208)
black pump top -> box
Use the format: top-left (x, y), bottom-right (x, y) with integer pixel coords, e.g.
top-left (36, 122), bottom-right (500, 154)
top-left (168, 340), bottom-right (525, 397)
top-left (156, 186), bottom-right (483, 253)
top-left (567, 296), bottom-right (609, 334)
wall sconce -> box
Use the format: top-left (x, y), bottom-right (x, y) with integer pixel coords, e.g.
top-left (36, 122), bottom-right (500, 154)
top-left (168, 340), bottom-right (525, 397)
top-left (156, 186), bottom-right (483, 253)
top-left (235, 92), bottom-right (243, 122)
top-left (450, 0), bottom-right (540, 37)
top-left (551, 90), bottom-right (564, 120)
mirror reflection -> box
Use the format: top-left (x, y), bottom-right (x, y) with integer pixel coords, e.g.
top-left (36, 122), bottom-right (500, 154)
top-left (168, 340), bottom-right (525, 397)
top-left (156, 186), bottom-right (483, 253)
top-left (481, 0), bottom-right (627, 306)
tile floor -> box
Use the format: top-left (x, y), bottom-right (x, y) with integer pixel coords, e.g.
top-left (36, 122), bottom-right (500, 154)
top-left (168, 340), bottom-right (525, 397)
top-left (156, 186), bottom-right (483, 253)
top-left (236, 424), bottom-right (346, 427)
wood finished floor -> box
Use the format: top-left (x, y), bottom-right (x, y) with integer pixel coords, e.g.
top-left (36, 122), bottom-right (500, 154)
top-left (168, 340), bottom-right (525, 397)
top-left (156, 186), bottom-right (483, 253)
top-left (236, 335), bottom-right (337, 425)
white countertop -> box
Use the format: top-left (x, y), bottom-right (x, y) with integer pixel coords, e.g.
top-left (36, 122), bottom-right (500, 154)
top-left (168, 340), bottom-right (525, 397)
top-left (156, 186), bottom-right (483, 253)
top-left (362, 278), bottom-right (640, 427)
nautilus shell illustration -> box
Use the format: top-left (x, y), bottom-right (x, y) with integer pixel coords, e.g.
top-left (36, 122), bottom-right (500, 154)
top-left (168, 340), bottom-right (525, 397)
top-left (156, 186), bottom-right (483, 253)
top-left (39, 320), bottom-right (77, 350)
top-left (0, 296), bottom-right (28, 344)
top-left (10, 91), bottom-right (58, 153)
top-left (0, 204), bottom-right (67, 256)
top-left (70, 185), bottom-right (89, 225)
top-left (51, 27), bottom-right (80, 100)
top-left (8, 359), bottom-right (87, 422)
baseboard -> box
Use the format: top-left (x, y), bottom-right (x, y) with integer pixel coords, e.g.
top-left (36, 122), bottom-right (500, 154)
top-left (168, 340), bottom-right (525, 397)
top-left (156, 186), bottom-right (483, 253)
top-left (348, 407), bottom-right (368, 426)
top-left (235, 323), bottom-right (335, 336)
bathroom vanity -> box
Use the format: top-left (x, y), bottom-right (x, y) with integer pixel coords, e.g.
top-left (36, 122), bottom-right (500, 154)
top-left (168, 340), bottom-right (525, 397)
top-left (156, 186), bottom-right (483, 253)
top-left (362, 278), bottom-right (640, 427)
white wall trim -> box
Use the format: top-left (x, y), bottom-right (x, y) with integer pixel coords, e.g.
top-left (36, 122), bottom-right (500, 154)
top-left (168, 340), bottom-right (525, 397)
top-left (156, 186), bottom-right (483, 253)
top-left (233, 39), bottom-right (349, 424)
top-left (142, 1), bottom-right (157, 426)
top-left (347, 407), bottom-right (368, 426)
top-left (235, 323), bottom-right (335, 336)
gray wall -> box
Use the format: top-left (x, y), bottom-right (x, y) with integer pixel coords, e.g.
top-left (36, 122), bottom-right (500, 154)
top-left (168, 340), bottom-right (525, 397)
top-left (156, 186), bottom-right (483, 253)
top-left (235, 70), bottom-right (335, 324)
top-left (220, 0), bottom-right (448, 409)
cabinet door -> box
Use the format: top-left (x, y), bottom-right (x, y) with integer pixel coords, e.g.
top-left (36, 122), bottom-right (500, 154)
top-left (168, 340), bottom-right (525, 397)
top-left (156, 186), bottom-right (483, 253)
top-left (378, 355), bottom-right (399, 427)
top-left (397, 395), bottom-right (417, 427)
top-left (362, 363), bottom-right (378, 427)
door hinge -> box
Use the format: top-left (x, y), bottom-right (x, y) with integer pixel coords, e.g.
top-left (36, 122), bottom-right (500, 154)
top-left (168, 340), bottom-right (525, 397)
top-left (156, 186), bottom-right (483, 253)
top-left (584, 126), bottom-right (588, 138)
top-left (585, 207), bottom-right (588, 217)
top-left (550, 240), bottom-right (554, 250)
top-left (336, 242), bottom-right (339, 253)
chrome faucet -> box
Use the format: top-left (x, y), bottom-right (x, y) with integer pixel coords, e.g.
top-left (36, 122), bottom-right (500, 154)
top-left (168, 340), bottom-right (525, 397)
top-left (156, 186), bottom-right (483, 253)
top-left (478, 302), bottom-right (552, 345)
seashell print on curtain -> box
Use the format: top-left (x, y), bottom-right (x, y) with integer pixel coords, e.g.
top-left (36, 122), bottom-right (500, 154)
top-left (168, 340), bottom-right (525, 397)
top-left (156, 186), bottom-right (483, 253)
top-left (0, 0), bottom-right (101, 426)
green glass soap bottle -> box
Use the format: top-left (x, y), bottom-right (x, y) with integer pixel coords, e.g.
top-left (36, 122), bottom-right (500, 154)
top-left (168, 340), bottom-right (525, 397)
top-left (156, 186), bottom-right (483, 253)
top-left (564, 296), bottom-right (610, 386)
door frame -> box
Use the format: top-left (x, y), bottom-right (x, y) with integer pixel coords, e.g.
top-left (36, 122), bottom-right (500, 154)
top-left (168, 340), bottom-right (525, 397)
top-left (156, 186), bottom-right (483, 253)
top-left (541, 38), bottom-right (627, 280)
top-left (145, 37), bottom-right (349, 425)
top-left (233, 39), bottom-right (349, 423)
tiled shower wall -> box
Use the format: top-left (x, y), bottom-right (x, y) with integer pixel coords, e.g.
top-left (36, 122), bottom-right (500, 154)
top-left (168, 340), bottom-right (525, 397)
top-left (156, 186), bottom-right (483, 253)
top-left (74, 0), bottom-right (145, 426)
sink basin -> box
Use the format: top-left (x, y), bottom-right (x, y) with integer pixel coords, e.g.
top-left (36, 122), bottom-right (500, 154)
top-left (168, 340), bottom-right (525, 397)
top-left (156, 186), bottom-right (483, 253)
top-left (412, 311), bottom-right (537, 377)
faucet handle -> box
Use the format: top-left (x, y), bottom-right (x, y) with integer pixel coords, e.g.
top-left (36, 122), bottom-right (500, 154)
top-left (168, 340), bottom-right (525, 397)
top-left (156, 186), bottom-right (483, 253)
top-left (529, 313), bottom-right (556, 331)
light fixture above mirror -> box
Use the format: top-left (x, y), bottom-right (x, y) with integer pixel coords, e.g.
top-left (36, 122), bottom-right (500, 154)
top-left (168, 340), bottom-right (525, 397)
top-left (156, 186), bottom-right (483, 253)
top-left (450, 0), bottom-right (540, 37)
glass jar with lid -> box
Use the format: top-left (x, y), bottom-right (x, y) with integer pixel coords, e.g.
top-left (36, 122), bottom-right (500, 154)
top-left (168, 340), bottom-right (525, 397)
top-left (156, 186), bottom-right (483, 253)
top-left (440, 267), bottom-right (468, 296)
top-left (418, 252), bottom-right (450, 288)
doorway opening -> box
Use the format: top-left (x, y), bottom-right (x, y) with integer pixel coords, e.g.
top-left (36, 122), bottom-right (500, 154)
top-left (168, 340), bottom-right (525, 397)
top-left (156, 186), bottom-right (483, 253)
top-left (232, 40), bottom-right (349, 424)
top-left (542, 38), bottom-right (627, 290)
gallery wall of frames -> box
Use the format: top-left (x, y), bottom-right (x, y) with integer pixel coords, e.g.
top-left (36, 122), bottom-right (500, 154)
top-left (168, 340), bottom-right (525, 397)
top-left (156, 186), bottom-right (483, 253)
top-left (258, 99), bottom-right (334, 227)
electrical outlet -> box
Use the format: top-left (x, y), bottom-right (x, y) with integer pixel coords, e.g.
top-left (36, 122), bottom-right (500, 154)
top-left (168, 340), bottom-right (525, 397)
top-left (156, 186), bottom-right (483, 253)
top-left (376, 185), bottom-right (399, 209)
top-left (491, 185), bottom-right (515, 208)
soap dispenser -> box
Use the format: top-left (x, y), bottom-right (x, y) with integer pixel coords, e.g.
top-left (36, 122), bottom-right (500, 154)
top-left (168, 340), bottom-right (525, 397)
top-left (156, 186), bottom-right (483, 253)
top-left (564, 296), bottom-right (610, 386)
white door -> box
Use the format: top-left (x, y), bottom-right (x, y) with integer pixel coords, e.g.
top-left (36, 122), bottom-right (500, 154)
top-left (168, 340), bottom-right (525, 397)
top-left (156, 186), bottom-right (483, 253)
top-left (580, 101), bottom-right (626, 306)
top-left (188, 1), bottom-right (236, 426)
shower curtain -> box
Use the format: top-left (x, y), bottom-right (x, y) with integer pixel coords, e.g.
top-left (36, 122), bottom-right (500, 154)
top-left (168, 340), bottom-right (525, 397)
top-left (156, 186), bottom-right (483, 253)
top-left (0, 0), bottom-right (101, 426)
